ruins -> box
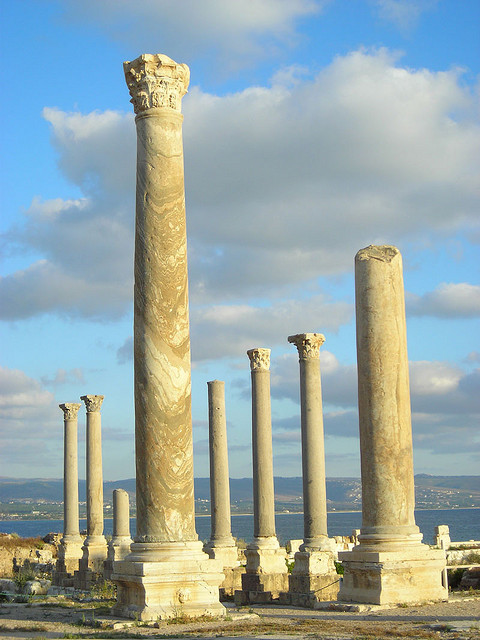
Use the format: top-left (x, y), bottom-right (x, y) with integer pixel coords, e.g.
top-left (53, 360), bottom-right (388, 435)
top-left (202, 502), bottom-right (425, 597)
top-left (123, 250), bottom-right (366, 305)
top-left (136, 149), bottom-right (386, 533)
top-left (286, 333), bottom-right (338, 605)
top-left (111, 54), bottom-right (224, 620)
top-left (204, 380), bottom-right (244, 597)
top-left (75, 395), bottom-right (107, 589)
top-left (338, 245), bottom-right (447, 604)
top-left (235, 348), bottom-right (288, 604)
top-left (53, 403), bottom-right (83, 585)
top-left (104, 489), bottom-right (133, 580)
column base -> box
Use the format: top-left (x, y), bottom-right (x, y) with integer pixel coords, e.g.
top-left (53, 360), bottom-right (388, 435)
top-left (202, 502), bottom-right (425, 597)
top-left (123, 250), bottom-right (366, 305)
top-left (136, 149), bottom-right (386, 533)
top-left (52, 539), bottom-right (84, 586)
top-left (235, 543), bottom-right (288, 604)
top-left (104, 539), bottom-right (133, 580)
top-left (286, 550), bottom-right (340, 605)
top-left (111, 540), bottom-right (226, 621)
top-left (338, 543), bottom-right (448, 605)
top-left (74, 539), bottom-right (109, 589)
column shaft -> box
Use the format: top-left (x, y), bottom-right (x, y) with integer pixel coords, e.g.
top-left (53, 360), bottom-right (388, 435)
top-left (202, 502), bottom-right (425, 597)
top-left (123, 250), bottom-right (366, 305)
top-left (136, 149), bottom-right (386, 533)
top-left (60, 403), bottom-right (81, 541)
top-left (355, 245), bottom-right (419, 543)
top-left (130, 62), bottom-right (195, 543)
top-left (207, 381), bottom-right (234, 544)
top-left (248, 349), bottom-right (276, 541)
top-left (81, 395), bottom-right (106, 541)
top-left (113, 489), bottom-right (131, 540)
top-left (288, 334), bottom-right (328, 549)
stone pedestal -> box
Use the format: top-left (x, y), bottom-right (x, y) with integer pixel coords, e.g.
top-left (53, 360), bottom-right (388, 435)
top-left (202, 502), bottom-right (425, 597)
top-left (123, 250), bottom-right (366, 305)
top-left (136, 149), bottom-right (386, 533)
top-left (285, 333), bottom-right (337, 606)
top-left (53, 403), bottom-right (83, 586)
top-left (105, 489), bottom-right (133, 580)
top-left (338, 246), bottom-right (447, 605)
top-left (235, 349), bottom-right (287, 604)
top-left (112, 54), bottom-right (224, 620)
top-left (76, 395), bottom-right (107, 590)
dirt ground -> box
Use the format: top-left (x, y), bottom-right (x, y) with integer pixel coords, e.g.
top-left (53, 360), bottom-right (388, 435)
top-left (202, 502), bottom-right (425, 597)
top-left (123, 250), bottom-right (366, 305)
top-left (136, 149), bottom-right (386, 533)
top-left (0, 595), bottom-right (479, 640)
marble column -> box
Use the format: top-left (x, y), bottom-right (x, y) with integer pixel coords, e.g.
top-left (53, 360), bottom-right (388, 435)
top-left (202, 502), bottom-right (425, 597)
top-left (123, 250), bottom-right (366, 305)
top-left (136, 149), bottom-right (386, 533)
top-left (286, 334), bottom-right (338, 605)
top-left (53, 403), bottom-right (83, 585)
top-left (237, 349), bottom-right (287, 604)
top-left (339, 245), bottom-right (447, 605)
top-left (76, 395), bottom-right (107, 587)
top-left (112, 53), bottom-right (224, 621)
top-left (105, 489), bottom-right (133, 579)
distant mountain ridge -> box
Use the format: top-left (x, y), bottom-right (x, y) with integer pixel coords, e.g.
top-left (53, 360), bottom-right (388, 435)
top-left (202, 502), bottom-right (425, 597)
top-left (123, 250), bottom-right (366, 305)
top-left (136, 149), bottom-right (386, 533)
top-left (1, 475), bottom-right (478, 510)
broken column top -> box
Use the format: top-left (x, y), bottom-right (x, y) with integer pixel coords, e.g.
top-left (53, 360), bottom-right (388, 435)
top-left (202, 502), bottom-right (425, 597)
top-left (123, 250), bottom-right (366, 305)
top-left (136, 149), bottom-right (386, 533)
top-left (123, 53), bottom-right (190, 114)
top-left (356, 244), bottom-right (400, 263)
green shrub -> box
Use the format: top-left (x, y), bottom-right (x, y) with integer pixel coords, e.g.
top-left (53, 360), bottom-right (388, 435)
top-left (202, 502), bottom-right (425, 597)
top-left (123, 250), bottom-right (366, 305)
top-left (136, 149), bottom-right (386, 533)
top-left (447, 567), bottom-right (465, 590)
top-left (334, 561), bottom-right (344, 575)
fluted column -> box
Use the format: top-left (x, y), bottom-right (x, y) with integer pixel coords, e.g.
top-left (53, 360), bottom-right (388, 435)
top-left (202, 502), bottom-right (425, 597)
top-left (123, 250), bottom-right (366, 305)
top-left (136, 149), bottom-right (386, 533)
top-left (247, 348), bottom-right (277, 545)
top-left (81, 395), bottom-right (106, 545)
top-left (288, 333), bottom-right (330, 551)
top-left (59, 403), bottom-right (82, 544)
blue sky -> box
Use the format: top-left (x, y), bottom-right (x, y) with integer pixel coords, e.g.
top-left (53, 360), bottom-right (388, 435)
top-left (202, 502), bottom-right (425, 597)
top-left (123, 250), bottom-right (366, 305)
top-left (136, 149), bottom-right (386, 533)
top-left (1, 0), bottom-right (479, 481)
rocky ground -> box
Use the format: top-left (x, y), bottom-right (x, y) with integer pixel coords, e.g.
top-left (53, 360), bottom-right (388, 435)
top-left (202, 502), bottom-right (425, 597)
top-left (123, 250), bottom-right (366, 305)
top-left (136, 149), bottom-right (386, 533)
top-left (0, 594), bottom-right (479, 640)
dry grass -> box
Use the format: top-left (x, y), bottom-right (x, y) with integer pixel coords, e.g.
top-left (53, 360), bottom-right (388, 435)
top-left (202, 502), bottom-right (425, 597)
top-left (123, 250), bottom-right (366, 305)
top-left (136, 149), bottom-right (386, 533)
top-left (0, 534), bottom-right (45, 552)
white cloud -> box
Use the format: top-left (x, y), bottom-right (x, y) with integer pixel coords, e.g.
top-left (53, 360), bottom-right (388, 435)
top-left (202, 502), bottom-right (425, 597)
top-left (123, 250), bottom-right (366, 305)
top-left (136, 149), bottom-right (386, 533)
top-left (2, 49), bottom-right (479, 321)
top-left (54, 0), bottom-right (321, 72)
top-left (407, 283), bottom-right (480, 318)
top-left (372, 0), bottom-right (438, 32)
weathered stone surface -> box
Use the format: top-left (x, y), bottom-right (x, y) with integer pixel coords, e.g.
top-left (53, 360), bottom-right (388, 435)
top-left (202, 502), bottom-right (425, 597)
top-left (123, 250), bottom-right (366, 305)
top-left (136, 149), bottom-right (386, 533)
top-left (204, 380), bottom-right (237, 561)
top-left (339, 245), bottom-right (447, 605)
top-left (112, 53), bottom-right (224, 620)
top-left (105, 489), bottom-right (133, 580)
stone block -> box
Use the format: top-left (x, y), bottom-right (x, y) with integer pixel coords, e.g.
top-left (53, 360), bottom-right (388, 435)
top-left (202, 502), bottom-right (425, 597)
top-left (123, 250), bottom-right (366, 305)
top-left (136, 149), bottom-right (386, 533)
top-left (338, 545), bottom-right (448, 605)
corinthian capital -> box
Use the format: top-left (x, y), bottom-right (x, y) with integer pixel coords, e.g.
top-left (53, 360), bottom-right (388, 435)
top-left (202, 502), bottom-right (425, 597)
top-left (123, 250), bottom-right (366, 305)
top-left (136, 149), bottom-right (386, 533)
top-left (247, 348), bottom-right (271, 371)
top-left (124, 53), bottom-right (190, 114)
top-left (59, 403), bottom-right (81, 420)
top-left (288, 333), bottom-right (325, 359)
top-left (80, 395), bottom-right (104, 413)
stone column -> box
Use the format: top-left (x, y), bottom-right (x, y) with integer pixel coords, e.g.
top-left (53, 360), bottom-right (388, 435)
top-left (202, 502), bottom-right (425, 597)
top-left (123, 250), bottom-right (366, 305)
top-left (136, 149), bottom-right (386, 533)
top-left (286, 334), bottom-right (338, 605)
top-left (112, 53), bottom-right (224, 621)
top-left (105, 489), bottom-right (133, 579)
top-left (204, 381), bottom-right (237, 558)
top-left (54, 403), bottom-right (83, 585)
top-left (76, 395), bottom-right (107, 587)
top-left (204, 381), bottom-right (244, 597)
top-left (339, 245), bottom-right (447, 605)
top-left (237, 349), bottom-right (287, 604)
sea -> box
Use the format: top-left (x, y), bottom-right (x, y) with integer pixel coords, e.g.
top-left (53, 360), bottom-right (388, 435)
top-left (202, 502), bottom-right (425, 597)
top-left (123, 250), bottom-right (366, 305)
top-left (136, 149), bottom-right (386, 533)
top-left (1, 509), bottom-right (478, 546)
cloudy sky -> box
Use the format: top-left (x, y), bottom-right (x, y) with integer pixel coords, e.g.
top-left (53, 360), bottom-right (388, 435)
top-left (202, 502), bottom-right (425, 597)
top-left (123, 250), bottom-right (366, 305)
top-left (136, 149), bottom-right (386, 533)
top-left (1, 0), bottom-right (479, 481)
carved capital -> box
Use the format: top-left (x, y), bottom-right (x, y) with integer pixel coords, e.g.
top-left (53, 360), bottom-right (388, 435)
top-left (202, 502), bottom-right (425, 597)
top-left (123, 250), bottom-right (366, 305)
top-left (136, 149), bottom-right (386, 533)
top-left (247, 348), bottom-right (271, 371)
top-left (288, 333), bottom-right (325, 359)
top-left (124, 53), bottom-right (190, 115)
top-left (80, 395), bottom-right (104, 413)
top-left (59, 403), bottom-right (81, 421)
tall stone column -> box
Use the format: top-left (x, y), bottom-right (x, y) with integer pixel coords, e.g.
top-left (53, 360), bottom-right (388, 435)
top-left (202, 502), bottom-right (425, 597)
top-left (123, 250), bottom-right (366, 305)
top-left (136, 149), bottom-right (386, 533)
top-left (204, 381), bottom-right (244, 598)
top-left (204, 381), bottom-right (236, 558)
top-left (53, 403), bottom-right (83, 585)
top-left (76, 395), bottom-right (107, 588)
top-left (339, 245), bottom-right (447, 605)
top-left (286, 334), bottom-right (338, 605)
top-left (237, 349), bottom-right (287, 604)
top-left (112, 53), bottom-right (224, 621)
top-left (105, 489), bottom-right (133, 580)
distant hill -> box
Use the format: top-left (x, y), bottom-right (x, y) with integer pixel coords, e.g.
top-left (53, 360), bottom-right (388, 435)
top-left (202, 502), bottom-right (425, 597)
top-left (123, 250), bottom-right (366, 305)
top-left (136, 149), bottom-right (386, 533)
top-left (1, 475), bottom-right (478, 510)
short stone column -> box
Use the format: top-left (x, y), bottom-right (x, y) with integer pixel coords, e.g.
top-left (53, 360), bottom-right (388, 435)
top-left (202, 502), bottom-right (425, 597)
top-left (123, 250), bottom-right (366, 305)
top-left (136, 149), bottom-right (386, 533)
top-left (338, 245), bottom-right (447, 605)
top-left (286, 334), bottom-right (339, 605)
top-left (204, 381), bottom-right (244, 598)
top-left (112, 53), bottom-right (224, 621)
top-left (76, 395), bottom-right (107, 589)
top-left (54, 403), bottom-right (83, 586)
top-left (236, 348), bottom-right (287, 604)
top-left (104, 489), bottom-right (133, 580)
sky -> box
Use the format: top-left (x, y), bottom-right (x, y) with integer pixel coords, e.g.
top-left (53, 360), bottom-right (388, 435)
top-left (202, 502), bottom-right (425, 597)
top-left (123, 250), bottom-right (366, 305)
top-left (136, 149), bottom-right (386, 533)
top-left (0, 0), bottom-right (479, 482)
